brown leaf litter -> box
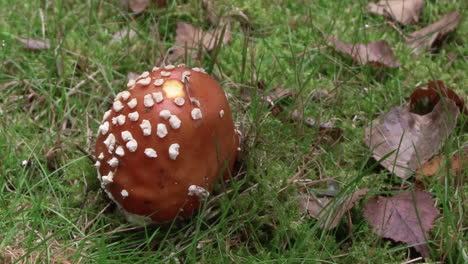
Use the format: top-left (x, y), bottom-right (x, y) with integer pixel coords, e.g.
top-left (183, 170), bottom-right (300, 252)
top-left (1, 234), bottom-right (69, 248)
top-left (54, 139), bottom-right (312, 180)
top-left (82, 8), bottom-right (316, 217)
top-left (364, 190), bottom-right (438, 258)
top-left (406, 11), bottom-right (461, 54)
top-left (416, 145), bottom-right (467, 181)
top-left (326, 36), bottom-right (400, 68)
top-left (299, 189), bottom-right (368, 229)
top-left (168, 22), bottom-right (231, 62)
top-left (365, 81), bottom-right (461, 179)
top-left (367, 0), bottom-right (425, 25)
top-left (17, 37), bottom-right (50, 50)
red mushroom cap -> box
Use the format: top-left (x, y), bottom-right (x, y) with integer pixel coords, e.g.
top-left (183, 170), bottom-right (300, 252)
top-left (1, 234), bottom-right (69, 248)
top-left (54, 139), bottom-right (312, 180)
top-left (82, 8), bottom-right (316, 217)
top-left (95, 65), bottom-right (239, 223)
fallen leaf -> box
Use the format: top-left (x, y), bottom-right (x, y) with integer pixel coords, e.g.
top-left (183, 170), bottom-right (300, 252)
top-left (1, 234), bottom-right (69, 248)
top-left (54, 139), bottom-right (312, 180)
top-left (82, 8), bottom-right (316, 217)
top-left (299, 189), bottom-right (368, 229)
top-left (129, 0), bottom-right (148, 14)
top-left (110, 28), bottom-right (137, 44)
top-left (17, 37), bottom-right (50, 50)
top-left (367, 0), bottom-right (424, 25)
top-left (406, 12), bottom-right (461, 54)
top-left (262, 87), bottom-right (296, 116)
top-left (326, 36), bottom-right (401, 68)
top-left (409, 80), bottom-right (465, 115)
top-left (365, 100), bottom-right (459, 179)
top-left (416, 146), bottom-right (467, 180)
top-left (364, 190), bottom-right (438, 258)
top-left (168, 22), bottom-right (231, 62)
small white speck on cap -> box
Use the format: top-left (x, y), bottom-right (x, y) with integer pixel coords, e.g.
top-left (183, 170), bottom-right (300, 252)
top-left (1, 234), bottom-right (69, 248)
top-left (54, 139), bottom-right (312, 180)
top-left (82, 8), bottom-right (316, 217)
top-left (108, 157), bottom-right (119, 167)
top-left (113, 100), bottom-right (124, 112)
top-left (169, 115), bottom-right (181, 129)
top-left (101, 171), bottom-right (114, 184)
top-left (152, 66), bottom-right (160, 72)
top-left (157, 123), bottom-right (168, 138)
top-left (116, 115), bottom-right (126, 126)
top-left (144, 148), bottom-right (158, 158)
top-left (94, 161), bottom-right (101, 168)
top-left (137, 77), bottom-right (151, 86)
top-left (121, 189), bottom-right (129, 198)
top-left (140, 119), bottom-right (152, 136)
top-left (192, 67), bottom-right (202, 72)
top-left (219, 110), bottom-right (225, 118)
top-left (127, 79), bottom-right (136, 88)
top-left (168, 143), bottom-right (180, 160)
top-left (115, 146), bottom-right (125, 157)
top-left (174, 97), bottom-right (185, 106)
top-left (188, 185), bottom-right (210, 198)
top-left (111, 117), bottom-right (117, 125)
top-left (152, 92), bottom-right (164, 103)
top-left (99, 121), bottom-right (110, 135)
top-left (127, 98), bottom-right (137, 109)
top-left (154, 79), bottom-right (164, 86)
top-left (102, 110), bottom-right (112, 121)
top-left (126, 139), bottom-right (138, 152)
top-left (98, 152), bottom-right (104, 160)
top-left (103, 133), bottom-right (116, 153)
top-left (139, 71), bottom-right (150, 79)
top-left (120, 91), bottom-right (131, 101)
top-left (121, 131), bottom-right (133, 142)
top-left (164, 65), bottom-right (175, 70)
top-left (144, 94), bottom-right (154, 107)
top-left (159, 110), bottom-right (171, 120)
top-left (160, 71), bottom-right (171, 77)
top-left (177, 64), bottom-right (186, 67)
top-left (189, 97), bottom-right (200, 107)
top-left (128, 111), bottom-right (139, 121)
top-left (182, 70), bottom-right (191, 77)
top-left (191, 108), bottom-right (202, 120)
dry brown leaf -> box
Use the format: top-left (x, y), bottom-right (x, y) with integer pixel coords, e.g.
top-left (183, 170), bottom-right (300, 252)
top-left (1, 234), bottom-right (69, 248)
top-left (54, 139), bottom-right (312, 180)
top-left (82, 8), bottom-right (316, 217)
top-left (364, 99), bottom-right (459, 179)
top-left (299, 189), bottom-right (368, 229)
top-left (110, 28), bottom-right (137, 44)
top-left (364, 190), bottom-right (438, 258)
top-left (367, 0), bottom-right (424, 25)
top-left (17, 37), bottom-right (50, 50)
top-left (129, 0), bottom-right (148, 14)
top-left (168, 22), bottom-right (231, 62)
top-left (406, 12), bottom-right (461, 53)
top-left (409, 80), bottom-right (466, 115)
top-left (416, 146), bottom-right (467, 180)
top-left (326, 36), bottom-right (401, 68)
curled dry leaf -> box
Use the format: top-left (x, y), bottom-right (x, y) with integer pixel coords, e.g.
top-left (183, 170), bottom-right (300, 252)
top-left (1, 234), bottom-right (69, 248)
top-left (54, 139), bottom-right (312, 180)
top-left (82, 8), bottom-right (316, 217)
top-left (326, 36), bottom-right (401, 68)
top-left (110, 28), bottom-right (137, 44)
top-left (299, 189), bottom-right (368, 230)
top-left (168, 22), bottom-right (231, 62)
top-left (409, 80), bottom-right (465, 115)
top-left (17, 37), bottom-right (50, 50)
top-left (365, 99), bottom-right (459, 179)
top-left (406, 12), bottom-right (461, 54)
top-left (364, 190), bottom-right (438, 258)
top-left (416, 146), bottom-right (467, 181)
top-left (367, 0), bottom-right (424, 25)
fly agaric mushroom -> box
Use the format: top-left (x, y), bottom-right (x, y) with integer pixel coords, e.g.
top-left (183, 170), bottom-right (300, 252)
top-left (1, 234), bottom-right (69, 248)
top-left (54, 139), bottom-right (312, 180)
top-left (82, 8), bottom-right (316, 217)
top-left (95, 65), bottom-right (239, 223)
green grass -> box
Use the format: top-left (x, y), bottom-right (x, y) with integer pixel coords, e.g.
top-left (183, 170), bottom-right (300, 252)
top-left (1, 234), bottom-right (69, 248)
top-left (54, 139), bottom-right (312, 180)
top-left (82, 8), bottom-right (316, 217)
top-left (0, 0), bottom-right (466, 263)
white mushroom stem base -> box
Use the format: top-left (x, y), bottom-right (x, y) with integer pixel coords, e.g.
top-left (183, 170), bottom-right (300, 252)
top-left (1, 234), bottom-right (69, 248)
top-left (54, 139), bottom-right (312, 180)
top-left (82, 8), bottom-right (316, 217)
top-left (188, 185), bottom-right (210, 199)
